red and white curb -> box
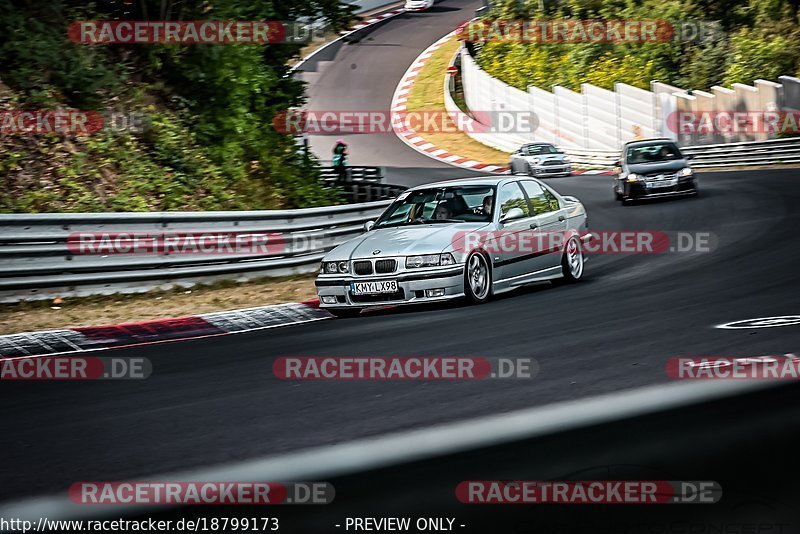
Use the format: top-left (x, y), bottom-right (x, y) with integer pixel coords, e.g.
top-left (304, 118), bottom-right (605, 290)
top-left (0, 301), bottom-right (332, 360)
top-left (390, 31), bottom-right (510, 174)
top-left (390, 33), bottom-right (616, 177)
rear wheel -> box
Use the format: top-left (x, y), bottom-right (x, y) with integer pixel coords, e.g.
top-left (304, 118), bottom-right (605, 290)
top-left (464, 252), bottom-right (492, 304)
top-left (328, 308), bottom-right (361, 318)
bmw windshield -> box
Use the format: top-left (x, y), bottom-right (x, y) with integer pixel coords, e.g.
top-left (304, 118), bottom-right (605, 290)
top-left (374, 186), bottom-right (495, 227)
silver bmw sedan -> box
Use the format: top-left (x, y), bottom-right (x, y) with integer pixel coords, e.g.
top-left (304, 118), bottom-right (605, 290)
top-left (316, 176), bottom-right (589, 317)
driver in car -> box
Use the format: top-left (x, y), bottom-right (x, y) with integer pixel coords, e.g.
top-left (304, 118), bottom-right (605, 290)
top-left (475, 195), bottom-right (493, 216)
top-left (434, 202), bottom-right (452, 220)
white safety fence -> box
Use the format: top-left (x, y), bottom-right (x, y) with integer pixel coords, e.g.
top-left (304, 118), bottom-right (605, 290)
top-left (455, 43), bottom-right (800, 162)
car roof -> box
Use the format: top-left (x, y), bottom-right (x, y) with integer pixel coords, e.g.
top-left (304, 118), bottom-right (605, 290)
top-left (624, 138), bottom-right (677, 148)
top-left (407, 176), bottom-right (512, 190)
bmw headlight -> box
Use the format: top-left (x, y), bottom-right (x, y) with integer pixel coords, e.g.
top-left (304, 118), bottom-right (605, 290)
top-left (322, 261), bottom-right (347, 274)
top-left (529, 157), bottom-right (541, 165)
top-left (679, 167), bottom-right (693, 177)
top-left (406, 253), bottom-right (455, 268)
top-left (626, 173), bottom-right (641, 183)
top-left (563, 156), bottom-right (571, 163)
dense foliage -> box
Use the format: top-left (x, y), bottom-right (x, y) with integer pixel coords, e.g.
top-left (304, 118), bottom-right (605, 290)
top-left (474, 0), bottom-right (800, 92)
top-left (0, 0), bottom-right (355, 212)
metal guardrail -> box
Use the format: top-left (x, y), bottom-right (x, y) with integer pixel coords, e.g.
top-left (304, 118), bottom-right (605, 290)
top-left (319, 166), bottom-right (408, 203)
top-left (0, 200), bottom-right (396, 303)
top-left (681, 136), bottom-right (800, 168)
top-left (555, 138), bottom-right (800, 169)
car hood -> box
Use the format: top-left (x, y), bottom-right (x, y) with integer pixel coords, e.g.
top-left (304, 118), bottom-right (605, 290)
top-left (627, 159), bottom-right (688, 174)
top-left (325, 222), bottom-right (491, 260)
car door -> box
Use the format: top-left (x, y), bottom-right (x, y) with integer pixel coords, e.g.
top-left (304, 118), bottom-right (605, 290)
top-left (488, 181), bottom-right (539, 282)
top-left (520, 180), bottom-right (567, 271)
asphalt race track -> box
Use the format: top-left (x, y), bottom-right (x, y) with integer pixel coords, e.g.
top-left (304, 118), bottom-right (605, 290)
top-left (296, 0), bottom-right (487, 186)
top-left (2, 0), bottom-right (799, 506)
top-left (2, 168), bottom-right (799, 500)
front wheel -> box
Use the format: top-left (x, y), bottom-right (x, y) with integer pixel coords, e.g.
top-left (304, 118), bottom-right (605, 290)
top-left (464, 252), bottom-right (492, 304)
top-left (327, 308), bottom-right (361, 318)
top-left (556, 236), bottom-right (584, 283)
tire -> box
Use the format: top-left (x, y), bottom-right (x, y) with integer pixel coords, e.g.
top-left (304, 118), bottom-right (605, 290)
top-left (614, 188), bottom-right (623, 201)
top-left (556, 236), bottom-right (584, 283)
top-left (464, 252), bottom-right (492, 304)
top-left (526, 163), bottom-right (533, 177)
top-left (328, 308), bottom-right (361, 318)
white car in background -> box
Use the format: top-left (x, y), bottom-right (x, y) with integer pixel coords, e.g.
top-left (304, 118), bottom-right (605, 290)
top-left (510, 142), bottom-right (572, 178)
top-left (404, 0), bottom-right (434, 11)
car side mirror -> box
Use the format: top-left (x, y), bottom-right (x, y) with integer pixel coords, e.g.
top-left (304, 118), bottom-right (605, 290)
top-left (613, 160), bottom-right (621, 167)
top-left (364, 220), bottom-right (375, 232)
top-left (500, 207), bottom-right (525, 223)
top-left (685, 154), bottom-right (694, 160)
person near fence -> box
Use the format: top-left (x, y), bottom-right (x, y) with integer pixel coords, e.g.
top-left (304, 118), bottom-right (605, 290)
top-left (332, 139), bottom-right (348, 181)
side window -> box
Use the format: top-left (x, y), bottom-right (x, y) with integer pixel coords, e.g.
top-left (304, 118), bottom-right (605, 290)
top-left (543, 187), bottom-right (560, 212)
top-left (520, 181), bottom-right (553, 215)
top-left (497, 183), bottom-right (530, 218)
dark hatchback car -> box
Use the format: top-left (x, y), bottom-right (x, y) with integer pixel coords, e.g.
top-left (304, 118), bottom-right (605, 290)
top-left (613, 139), bottom-right (698, 204)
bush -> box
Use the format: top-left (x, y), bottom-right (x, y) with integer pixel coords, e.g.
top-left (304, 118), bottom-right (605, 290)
top-left (0, 0), bottom-right (354, 213)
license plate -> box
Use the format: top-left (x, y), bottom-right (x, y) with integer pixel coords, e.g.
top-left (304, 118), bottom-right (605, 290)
top-left (648, 179), bottom-right (677, 188)
top-left (350, 280), bottom-right (398, 295)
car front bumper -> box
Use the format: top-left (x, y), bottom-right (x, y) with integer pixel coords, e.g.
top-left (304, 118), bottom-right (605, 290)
top-left (315, 265), bottom-right (464, 308)
top-left (530, 164), bottom-right (572, 177)
top-left (626, 178), bottom-right (697, 199)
